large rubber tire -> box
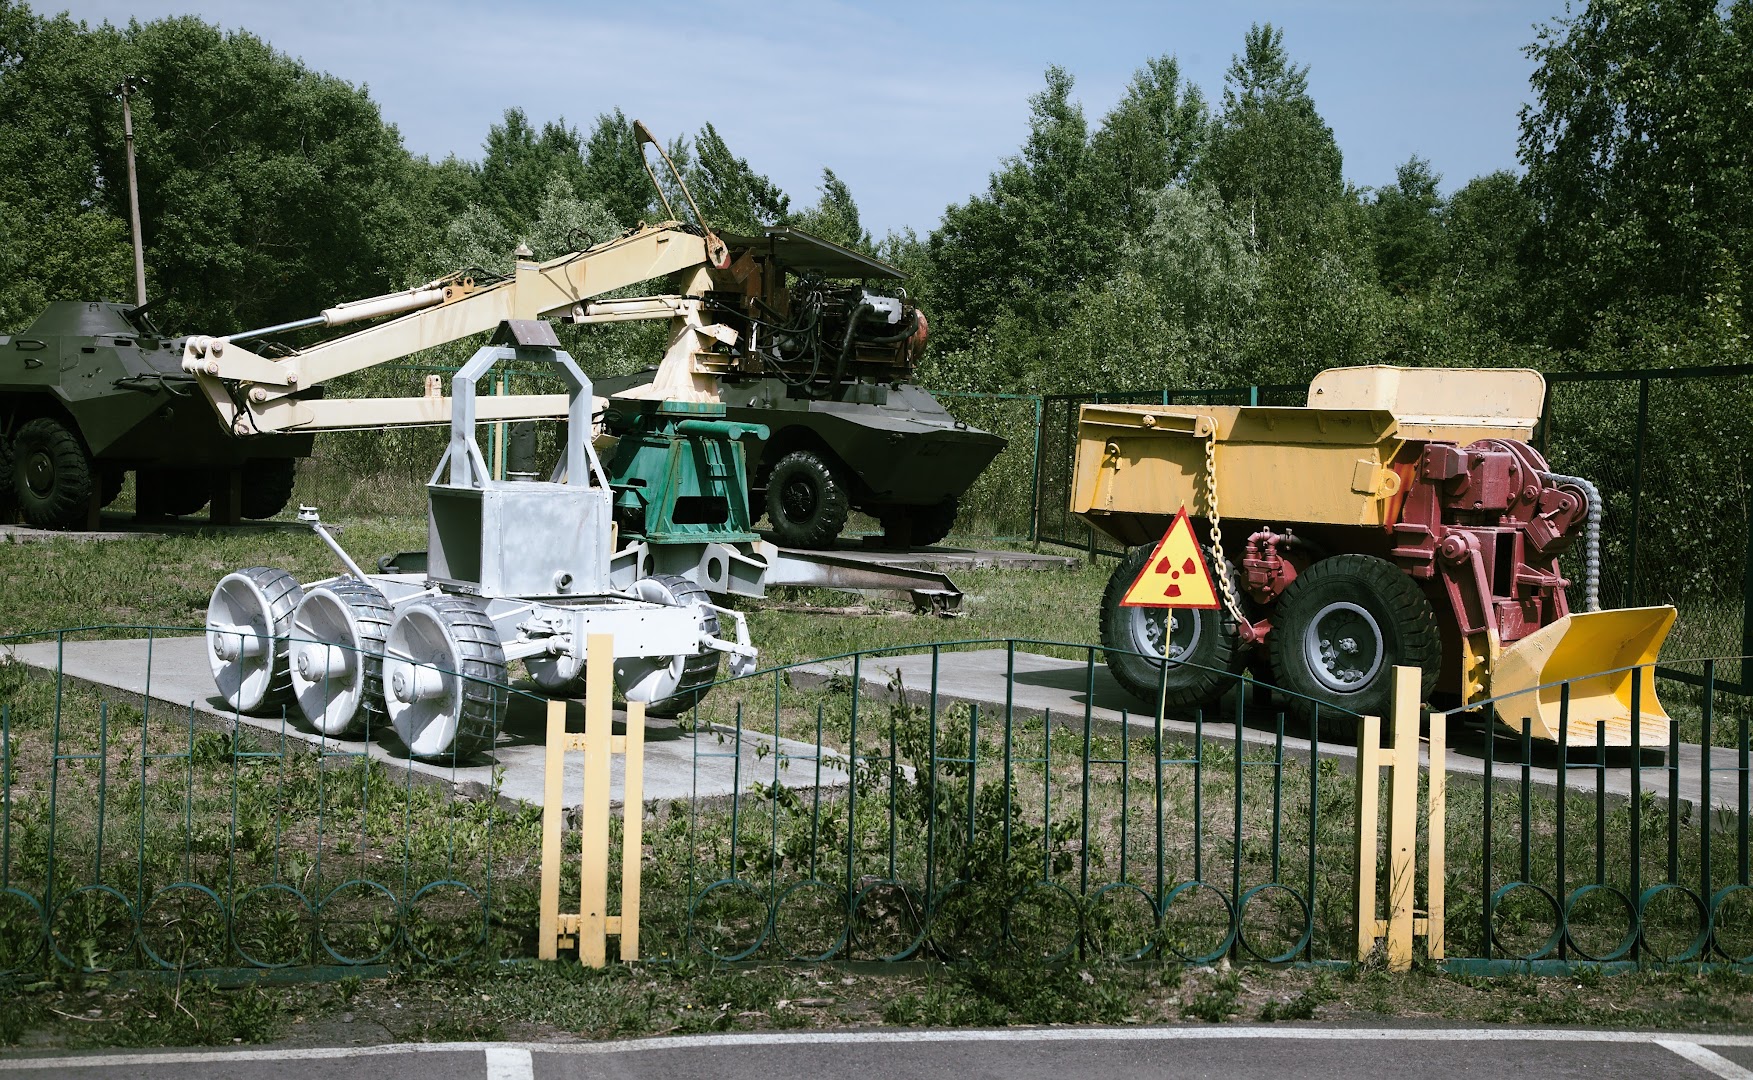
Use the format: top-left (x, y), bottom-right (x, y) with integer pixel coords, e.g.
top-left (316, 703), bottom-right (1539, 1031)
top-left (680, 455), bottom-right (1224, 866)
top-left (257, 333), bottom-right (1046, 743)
top-left (876, 498), bottom-right (959, 549)
top-left (149, 469), bottom-right (213, 518)
top-left (206, 566), bottom-right (304, 714)
top-left (765, 449), bottom-right (850, 549)
top-left (242, 458), bottom-right (297, 520)
top-left (1100, 541), bottom-right (1249, 712)
top-left (383, 595), bottom-right (508, 761)
top-left (12, 417), bottom-right (94, 529)
top-left (99, 467), bottom-right (125, 509)
top-left (1268, 554), bottom-right (1441, 736)
top-left (620, 573), bottom-right (723, 718)
top-left (0, 430), bottom-right (14, 521)
top-left (290, 579), bottom-right (392, 737)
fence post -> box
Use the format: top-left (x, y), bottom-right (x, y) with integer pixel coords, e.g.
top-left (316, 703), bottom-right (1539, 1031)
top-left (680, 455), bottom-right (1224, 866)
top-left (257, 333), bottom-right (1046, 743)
top-left (1353, 666), bottom-right (1445, 971)
top-left (536, 634), bottom-right (647, 966)
top-left (1352, 710), bottom-right (1381, 963)
top-left (1029, 396), bottom-right (1044, 544)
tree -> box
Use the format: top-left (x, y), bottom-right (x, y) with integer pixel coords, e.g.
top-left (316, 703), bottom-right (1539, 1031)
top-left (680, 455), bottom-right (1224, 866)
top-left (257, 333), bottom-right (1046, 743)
top-left (1369, 156), bottom-right (1445, 295)
top-left (1087, 56), bottom-right (1209, 237)
top-left (923, 66), bottom-right (1105, 350)
top-left (1439, 170), bottom-right (1536, 334)
top-left (1519, 0), bottom-right (1752, 345)
top-left (476, 108), bottom-right (591, 235)
top-left (791, 168), bottom-right (870, 251)
top-left (684, 122), bottom-right (789, 234)
top-left (580, 109), bottom-right (655, 229)
top-left (0, 9), bottom-right (438, 333)
top-left (1195, 23), bottom-right (1345, 252)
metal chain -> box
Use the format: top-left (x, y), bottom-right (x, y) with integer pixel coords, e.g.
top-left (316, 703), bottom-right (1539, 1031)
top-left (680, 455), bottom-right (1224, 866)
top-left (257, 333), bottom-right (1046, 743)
top-left (1204, 432), bottom-right (1248, 625)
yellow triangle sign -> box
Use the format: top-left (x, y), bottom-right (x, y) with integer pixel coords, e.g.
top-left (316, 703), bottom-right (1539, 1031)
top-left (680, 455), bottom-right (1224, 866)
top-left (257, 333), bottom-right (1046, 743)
top-left (1121, 507), bottom-right (1219, 609)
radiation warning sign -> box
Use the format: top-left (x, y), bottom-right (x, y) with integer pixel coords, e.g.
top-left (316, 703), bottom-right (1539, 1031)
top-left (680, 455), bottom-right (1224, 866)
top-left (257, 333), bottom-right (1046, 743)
top-left (1120, 508), bottom-right (1219, 608)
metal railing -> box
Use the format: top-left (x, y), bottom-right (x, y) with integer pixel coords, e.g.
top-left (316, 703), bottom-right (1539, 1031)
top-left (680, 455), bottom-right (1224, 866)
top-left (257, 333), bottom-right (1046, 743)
top-left (4, 626), bottom-right (1751, 977)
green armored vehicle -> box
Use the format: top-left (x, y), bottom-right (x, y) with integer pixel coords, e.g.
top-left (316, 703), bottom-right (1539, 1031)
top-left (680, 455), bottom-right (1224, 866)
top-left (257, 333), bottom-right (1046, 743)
top-left (0, 301), bottom-right (309, 529)
top-left (598, 228), bottom-right (1006, 549)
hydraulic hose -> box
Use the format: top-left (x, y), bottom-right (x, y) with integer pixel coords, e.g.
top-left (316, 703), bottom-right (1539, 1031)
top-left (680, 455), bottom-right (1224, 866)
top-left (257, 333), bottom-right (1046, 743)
top-left (1541, 470), bottom-right (1602, 612)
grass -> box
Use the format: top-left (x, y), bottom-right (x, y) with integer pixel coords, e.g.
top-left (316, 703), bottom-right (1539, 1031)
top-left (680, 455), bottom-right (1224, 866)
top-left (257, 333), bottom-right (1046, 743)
top-left (1, 471), bottom-right (1752, 1048)
top-left (5, 961), bottom-right (1753, 1051)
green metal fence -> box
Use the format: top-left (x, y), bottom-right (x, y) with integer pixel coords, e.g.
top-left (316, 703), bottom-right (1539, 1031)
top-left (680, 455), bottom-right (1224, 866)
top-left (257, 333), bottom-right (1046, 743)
top-left (4, 627), bottom-right (1751, 978)
top-left (0, 626), bottom-right (543, 979)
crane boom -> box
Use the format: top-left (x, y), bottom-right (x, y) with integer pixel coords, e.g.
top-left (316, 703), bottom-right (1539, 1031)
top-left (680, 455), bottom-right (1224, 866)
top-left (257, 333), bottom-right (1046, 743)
top-left (182, 222), bottom-right (725, 435)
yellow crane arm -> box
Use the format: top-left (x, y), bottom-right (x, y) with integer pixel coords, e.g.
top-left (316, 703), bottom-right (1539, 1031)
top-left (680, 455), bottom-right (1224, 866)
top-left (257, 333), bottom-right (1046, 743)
top-left (181, 222), bottom-right (723, 434)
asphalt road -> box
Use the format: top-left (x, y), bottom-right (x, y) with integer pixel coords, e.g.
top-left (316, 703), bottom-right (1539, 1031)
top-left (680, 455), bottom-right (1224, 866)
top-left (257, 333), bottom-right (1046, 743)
top-left (4, 1026), bottom-right (1753, 1080)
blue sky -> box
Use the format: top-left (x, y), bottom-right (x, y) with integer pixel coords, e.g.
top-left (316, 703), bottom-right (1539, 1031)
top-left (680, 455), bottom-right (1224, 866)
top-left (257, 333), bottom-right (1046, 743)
top-left (54, 0), bottom-right (1563, 237)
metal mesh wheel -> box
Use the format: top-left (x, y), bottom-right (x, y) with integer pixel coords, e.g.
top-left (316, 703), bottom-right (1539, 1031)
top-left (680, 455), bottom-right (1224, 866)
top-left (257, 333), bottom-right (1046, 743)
top-left (290, 579), bottom-right (392, 736)
top-left (206, 567), bottom-right (303, 713)
top-left (526, 652), bottom-right (588, 697)
top-left (383, 595), bottom-right (507, 760)
top-left (616, 574), bottom-right (722, 717)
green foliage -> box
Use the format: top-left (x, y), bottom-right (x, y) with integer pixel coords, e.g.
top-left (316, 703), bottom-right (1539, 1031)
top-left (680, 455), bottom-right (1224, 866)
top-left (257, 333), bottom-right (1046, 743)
top-left (791, 168), bottom-right (870, 252)
top-left (0, 5), bottom-right (439, 334)
top-left (474, 108), bottom-right (592, 237)
top-left (1195, 24), bottom-right (1344, 254)
top-left (1519, 0), bottom-right (1753, 346)
top-left (582, 109), bottom-right (657, 228)
top-left (686, 122), bottom-right (790, 234)
top-left (1182, 969), bottom-right (1242, 1021)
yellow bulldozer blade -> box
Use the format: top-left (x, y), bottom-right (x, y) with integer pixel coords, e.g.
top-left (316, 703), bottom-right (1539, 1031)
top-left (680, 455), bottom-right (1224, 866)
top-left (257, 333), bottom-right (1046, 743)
top-left (1488, 606), bottom-right (1677, 746)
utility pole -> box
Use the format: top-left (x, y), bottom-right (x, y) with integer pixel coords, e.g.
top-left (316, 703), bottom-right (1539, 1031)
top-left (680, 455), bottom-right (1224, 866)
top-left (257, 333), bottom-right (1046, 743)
top-left (116, 75), bottom-right (147, 307)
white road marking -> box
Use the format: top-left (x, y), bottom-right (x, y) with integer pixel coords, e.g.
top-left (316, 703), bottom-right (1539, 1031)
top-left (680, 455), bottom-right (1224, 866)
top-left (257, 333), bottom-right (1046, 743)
top-left (6, 1027), bottom-right (1753, 1070)
top-left (1659, 1040), bottom-right (1753, 1080)
top-left (484, 1046), bottom-right (535, 1080)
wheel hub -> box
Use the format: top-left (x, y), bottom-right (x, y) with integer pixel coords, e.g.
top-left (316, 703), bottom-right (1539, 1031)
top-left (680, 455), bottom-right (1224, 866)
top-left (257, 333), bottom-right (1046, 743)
top-left (780, 477), bottom-right (816, 520)
top-left (24, 450), bottom-right (53, 497)
top-left (1128, 605), bottom-right (1200, 665)
top-left (1304, 601), bottom-right (1384, 693)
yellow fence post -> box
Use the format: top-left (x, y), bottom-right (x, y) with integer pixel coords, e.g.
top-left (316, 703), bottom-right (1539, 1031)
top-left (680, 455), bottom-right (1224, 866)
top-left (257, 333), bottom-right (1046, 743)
top-left (537, 698), bottom-right (566, 961)
top-left (1385, 666), bottom-right (1420, 969)
top-left (1352, 712), bottom-right (1381, 964)
top-left (579, 633), bottom-right (615, 967)
top-left (534, 633), bottom-right (649, 967)
top-left (1426, 710), bottom-right (1446, 961)
top-left (619, 699), bottom-right (645, 962)
top-left (1354, 666), bottom-right (1446, 971)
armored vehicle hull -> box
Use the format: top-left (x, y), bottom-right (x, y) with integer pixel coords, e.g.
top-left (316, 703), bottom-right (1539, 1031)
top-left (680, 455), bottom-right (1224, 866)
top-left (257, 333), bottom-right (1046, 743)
top-left (2, 301), bottom-right (310, 529)
top-left (599, 370), bottom-right (1005, 548)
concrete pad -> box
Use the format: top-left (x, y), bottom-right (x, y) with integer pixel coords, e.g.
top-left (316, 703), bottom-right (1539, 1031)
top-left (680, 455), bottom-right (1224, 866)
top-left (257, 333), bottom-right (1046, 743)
top-left (780, 537), bottom-right (1078, 573)
top-left (0, 511), bottom-right (313, 543)
top-left (792, 648), bottom-right (1745, 815)
top-left (2, 636), bottom-right (846, 810)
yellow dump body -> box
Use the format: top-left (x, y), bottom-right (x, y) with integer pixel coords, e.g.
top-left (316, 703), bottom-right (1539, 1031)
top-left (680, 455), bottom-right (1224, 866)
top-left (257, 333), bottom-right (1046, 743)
top-left (1072, 366), bottom-right (1545, 539)
top-left (1072, 366), bottom-right (1676, 747)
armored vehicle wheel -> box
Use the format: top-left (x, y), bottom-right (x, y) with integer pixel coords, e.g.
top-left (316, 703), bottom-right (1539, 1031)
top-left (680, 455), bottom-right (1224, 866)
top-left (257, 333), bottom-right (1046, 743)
top-left (1100, 542), bottom-right (1247, 711)
top-left (876, 498), bottom-right (958, 548)
top-left (1268, 554), bottom-right (1440, 739)
top-left (290, 580), bottom-right (391, 736)
top-left (383, 596), bottom-right (507, 760)
top-left (0, 431), bottom-right (14, 520)
top-left (616, 574), bottom-right (722, 718)
top-left (526, 652), bottom-right (588, 697)
top-left (207, 567), bottom-right (303, 714)
top-left (12, 417), bottom-right (94, 529)
top-left (99, 467), bottom-right (125, 509)
top-left (151, 469), bottom-right (212, 518)
top-left (765, 449), bottom-right (849, 549)
top-left (242, 458), bottom-right (297, 520)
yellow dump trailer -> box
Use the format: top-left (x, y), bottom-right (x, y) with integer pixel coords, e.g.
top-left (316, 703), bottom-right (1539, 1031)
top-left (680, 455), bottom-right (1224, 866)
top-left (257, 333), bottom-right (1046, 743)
top-left (1073, 365), bottom-right (1674, 745)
